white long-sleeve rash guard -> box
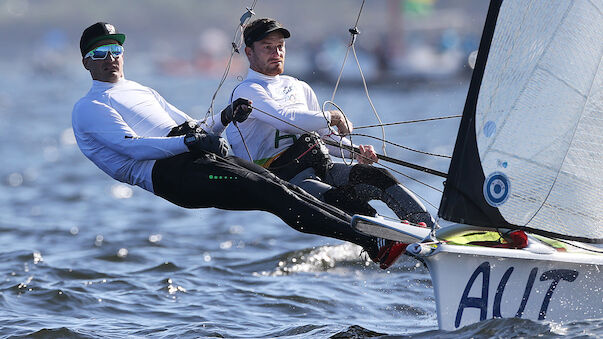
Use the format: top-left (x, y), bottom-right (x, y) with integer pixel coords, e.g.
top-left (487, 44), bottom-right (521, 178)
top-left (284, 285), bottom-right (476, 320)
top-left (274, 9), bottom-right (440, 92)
top-left (72, 78), bottom-right (225, 193)
top-left (225, 69), bottom-right (352, 165)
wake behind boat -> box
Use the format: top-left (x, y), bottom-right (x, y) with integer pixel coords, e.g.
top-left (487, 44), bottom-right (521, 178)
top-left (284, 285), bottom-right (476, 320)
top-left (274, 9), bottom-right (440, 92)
top-left (353, 0), bottom-right (602, 330)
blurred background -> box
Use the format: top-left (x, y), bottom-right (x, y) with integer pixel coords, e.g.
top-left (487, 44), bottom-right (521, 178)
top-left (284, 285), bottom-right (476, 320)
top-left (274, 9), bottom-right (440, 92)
top-left (0, 0), bottom-right (488, 83)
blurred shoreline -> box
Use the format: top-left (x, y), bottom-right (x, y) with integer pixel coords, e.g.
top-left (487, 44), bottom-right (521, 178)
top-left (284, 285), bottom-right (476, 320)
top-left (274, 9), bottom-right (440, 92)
top-left (2, 0), bottom-right (488, 87)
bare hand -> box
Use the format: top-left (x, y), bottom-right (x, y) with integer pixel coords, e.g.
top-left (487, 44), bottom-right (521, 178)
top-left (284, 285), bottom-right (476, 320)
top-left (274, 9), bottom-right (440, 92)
top-left (357, 144), bottom-right (378, 165)
top-left (329, 110), bottom-right (353, 135)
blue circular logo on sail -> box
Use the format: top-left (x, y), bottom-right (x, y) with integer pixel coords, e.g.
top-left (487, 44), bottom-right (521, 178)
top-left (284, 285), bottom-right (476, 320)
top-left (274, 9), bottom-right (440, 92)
top-left (483, 172), bottom-right (510, 207)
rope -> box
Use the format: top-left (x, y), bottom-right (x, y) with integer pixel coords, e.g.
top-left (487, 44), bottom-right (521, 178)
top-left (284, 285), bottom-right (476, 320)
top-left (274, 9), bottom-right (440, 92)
top-left (203, 1), bottom-right (258, 125)
top-left (352, 0), bottom-right (365, 28)
top-left (355, 115), bottom-right (462, 129)
top-left (249, 104), bottom-right (448, 176)
top-left (373, 165), bottom-right (441, 209)
top-left (322, 100), bottom-right (354, 166)
top-left (233, 121), bottom-right (254, 161)
top-left (248, 104), bottom-right (443, 208)
top-left (250, 106), bottom-right (313, 135)
top-left (328, 0), bottom-right (387, 156)
top-left (322, 138), bottom-right (448, 178)
top-left (351, 42), bottom-right (387, 155)
top-left (202, 0), bottom-right (258, 160)
top-left (349, 133), bottom-right (452, 159)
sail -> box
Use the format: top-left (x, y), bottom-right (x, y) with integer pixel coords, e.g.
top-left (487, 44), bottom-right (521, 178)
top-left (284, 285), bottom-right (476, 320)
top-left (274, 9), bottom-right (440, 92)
top-left (439, 0), bottom-right (603, 243)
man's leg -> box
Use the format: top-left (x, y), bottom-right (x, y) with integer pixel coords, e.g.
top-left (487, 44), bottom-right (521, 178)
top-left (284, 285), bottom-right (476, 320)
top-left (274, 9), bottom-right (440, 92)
top-left (217, 157), bottom-right (408, 268)
top-left (289, 168), bottom-right (331, 201)
top-left (152, 153), bottom-right (378, 253)
top-left (325, 163), bottom-right (434, 226)
top-left (282, 166), bottom-right (378, 217)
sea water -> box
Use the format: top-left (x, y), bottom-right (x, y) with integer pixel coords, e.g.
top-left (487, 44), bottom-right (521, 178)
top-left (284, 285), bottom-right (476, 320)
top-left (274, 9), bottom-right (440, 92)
top-left (0, 59), bottom-right (600, 338)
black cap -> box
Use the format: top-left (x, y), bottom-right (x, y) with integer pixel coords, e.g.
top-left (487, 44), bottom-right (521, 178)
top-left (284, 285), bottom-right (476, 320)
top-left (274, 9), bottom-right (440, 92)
top-left (80, 22), bottom-right (126, 57)
top-left (244, 18), bottom-right (290, 47)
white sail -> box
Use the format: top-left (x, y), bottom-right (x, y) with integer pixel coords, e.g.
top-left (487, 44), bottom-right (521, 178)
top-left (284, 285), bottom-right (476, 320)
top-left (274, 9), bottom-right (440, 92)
top-left (476, 0), bottom-right (603, 239)
top-left (353, 0), bottom-right (603, 330)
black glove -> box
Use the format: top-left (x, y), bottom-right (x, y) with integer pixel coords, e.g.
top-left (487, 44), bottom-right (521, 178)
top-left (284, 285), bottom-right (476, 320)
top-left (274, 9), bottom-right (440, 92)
top-left (221, 98), bottom-right (252, 125)
top-left (184, 132), bottom-right (230, 157)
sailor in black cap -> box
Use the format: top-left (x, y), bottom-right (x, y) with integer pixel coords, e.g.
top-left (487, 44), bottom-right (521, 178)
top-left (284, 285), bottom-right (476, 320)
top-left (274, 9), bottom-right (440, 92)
top-left (226, 18), bottom-right (436, 268)
top-left (72, 22), bottom-right (394, 268)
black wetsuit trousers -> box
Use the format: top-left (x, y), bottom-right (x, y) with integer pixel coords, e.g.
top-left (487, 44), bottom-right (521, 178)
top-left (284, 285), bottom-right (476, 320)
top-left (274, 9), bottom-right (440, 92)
top-left (151, 152), bottom-right (377, 252)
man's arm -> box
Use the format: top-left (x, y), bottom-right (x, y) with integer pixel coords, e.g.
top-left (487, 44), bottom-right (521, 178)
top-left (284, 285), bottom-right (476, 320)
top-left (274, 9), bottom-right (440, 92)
top-left (150, 88), bottom-right (228, 136)
top-left (301, 80), bottom-right (353, 136)
top-left (74, 101), bottom-right (188, 160)
top-left (302, 82), bottom-right (376, 164)
top-left (153, 88), bottom-right (251, 137)
top-left (235, 82), bottom-right (332, 133)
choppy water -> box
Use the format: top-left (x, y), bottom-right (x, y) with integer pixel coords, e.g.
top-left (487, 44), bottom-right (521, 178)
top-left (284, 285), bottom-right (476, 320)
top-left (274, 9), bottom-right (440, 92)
top-left (0, 59), bottom-right (601, 338)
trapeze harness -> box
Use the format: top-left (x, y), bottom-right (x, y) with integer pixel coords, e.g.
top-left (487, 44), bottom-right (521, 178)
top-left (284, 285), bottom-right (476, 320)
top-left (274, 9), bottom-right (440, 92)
top-left (268, 132), bottom-right (433, 225)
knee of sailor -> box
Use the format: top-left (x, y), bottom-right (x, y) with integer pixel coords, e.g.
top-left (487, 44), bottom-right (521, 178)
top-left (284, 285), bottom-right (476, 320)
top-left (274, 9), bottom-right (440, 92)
top-left (349, 164), bottom-right (398, 188)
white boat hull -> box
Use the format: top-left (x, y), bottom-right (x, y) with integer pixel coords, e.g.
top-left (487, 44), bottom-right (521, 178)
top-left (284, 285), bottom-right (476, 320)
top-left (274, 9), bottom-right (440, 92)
top-left (351, 216), bottom-right (603, 330)
top-left (422, 244), bottom-right (603, 330)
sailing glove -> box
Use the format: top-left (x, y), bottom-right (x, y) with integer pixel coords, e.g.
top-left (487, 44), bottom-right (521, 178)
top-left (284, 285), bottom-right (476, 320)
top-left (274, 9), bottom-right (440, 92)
top-left (184, 132), bottom-right (230, 157)
top-left (220, 98), bottom-right (252, 125)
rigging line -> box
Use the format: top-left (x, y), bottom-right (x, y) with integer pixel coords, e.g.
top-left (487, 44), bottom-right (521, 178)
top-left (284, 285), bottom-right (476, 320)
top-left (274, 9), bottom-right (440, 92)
top-left (204, 2), bottom-right (257, 123)
top-left (330, 41), bottom-right (351, 102)
top-left (249, 105), bottom-right (444, 208)
top-left (206, 51), bottom-right (235, 123)
top-left (322, 100), bottom-right (354, 166)
top-left (323, 139), bottom-right (448, 178)
top-left (351, 42), bottom-right (387, 156)
top-left (321, 131), bottom-right (444, 207)
top-left (329, 0), bottom-right (387, 156)
top-left (364, 160), bottom-right (442, 209)
top-left (331, 0), bottom-right (366, 101)
top-left (376, 161), bottom-right (443, 195)
top-left (249, 105), bottom-right (313, 134)
top-left (248, 103), bottom-right (445, 200)
top-left (233, 121), bottom-right (254, 162)
top-left (355, 115), bottom-right (463, 129)
top-left (352, 0), bottom-right (365, 28)
top-left (349, 133), bottom-right (452, 159)
top-left (248, 104), bottom-right (448, 179)
top-left (330, 1), bottom-right (362, 101)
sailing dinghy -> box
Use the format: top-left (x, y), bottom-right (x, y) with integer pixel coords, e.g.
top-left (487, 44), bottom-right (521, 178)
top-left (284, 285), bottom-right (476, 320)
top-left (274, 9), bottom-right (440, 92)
top-left (353, 0), bottom-right (602, 330)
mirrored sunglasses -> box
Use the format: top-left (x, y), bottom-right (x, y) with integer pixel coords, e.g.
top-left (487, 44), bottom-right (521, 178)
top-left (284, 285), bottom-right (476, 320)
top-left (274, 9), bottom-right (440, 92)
top-left (85, 44), bottom-right (124, 60)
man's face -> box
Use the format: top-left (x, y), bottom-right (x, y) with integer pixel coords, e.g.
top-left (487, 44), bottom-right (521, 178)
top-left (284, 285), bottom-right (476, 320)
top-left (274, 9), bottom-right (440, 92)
top-left (245, 31), bottom-right (286, 76)
top-left (82, 39), bottom-right (124, 83)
